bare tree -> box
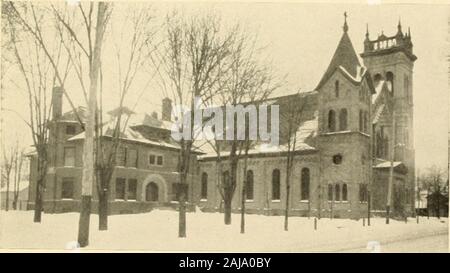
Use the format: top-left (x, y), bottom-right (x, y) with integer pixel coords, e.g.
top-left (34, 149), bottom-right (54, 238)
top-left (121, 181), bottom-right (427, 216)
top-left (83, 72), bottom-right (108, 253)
top-left (152, 12), bottom-right (235, 237)
top-left (217, 33), bottom-right (279, 227)
top-left (418, 165), bottom-right (449, 218)
top-left (1, 145), bottom-right (14, 211)
top-left (11, 140), bottom-right (26, 210)
top-left (279, 91), bottom-right (306, 231)
top-left (3, 2), bottom-right (74, 221)
top-left (94, 5), bottom-right (157, 231)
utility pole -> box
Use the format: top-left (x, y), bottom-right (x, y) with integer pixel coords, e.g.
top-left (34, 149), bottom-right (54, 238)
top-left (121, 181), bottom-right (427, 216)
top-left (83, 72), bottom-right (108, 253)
top-left (386, 106), bottom-right (396, 224)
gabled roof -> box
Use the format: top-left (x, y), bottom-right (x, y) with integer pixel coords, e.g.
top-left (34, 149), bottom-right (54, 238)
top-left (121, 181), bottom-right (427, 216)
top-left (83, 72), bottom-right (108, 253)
top-left (316, 31), bottom-right (362, 90)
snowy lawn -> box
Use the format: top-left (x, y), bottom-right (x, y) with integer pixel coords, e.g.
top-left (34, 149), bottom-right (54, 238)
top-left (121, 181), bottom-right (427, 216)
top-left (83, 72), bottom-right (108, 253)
top-left (0, 209), bottom-right (447, 252)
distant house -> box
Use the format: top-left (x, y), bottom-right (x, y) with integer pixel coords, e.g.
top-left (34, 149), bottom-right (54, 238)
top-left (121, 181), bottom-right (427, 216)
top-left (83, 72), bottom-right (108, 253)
top-left (427, 192), bottom-right (449, 217)
top-left (1, 181), bottom-right (29, 210)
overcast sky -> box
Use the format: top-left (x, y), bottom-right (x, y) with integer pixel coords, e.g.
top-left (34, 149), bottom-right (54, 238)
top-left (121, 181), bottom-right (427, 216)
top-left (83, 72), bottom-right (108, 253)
top-left (2, 1), bottom-right (448, 171)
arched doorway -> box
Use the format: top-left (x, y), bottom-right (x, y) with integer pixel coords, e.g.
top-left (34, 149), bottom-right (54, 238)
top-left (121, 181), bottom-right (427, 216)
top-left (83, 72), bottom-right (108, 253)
top-left (145, 182), bottom-right (159, 202)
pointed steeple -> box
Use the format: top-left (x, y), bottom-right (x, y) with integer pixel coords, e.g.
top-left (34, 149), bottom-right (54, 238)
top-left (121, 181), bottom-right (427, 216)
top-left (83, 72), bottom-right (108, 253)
top-left (316, 15), bottom-right (362, 90)
top-left (396, 18), bottom-right (403, 38)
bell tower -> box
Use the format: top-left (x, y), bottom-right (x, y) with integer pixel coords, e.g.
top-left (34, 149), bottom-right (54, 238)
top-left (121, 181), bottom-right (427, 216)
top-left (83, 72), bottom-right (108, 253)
top-left (361, 20), bottom-right (417, 210)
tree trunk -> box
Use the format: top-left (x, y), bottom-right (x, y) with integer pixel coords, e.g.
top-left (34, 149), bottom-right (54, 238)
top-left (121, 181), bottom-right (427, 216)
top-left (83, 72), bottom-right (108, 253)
top-left (240, 180), bottom-right (246, 234)
top-left (5, 178), bottom-right (10, 211)
top-left (33, 177), bottom-right (43, 222)
top-left (78, 195), bottom-right (91, 247)
top-left (224, 196), bottom-right (232, 225)
top-left (284, 183), bottom-right (290, 231)
top-left (98, 190), bottom-right (108, 230)
top-left (78, 2), bottom-right (108, 247)
top-left (179, 193), bottom-right (186, 238)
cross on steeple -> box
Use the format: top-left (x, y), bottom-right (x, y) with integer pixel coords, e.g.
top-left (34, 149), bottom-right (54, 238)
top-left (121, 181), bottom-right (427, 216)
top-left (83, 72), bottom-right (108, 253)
top-left (343, 12), bottom-right (349, 32)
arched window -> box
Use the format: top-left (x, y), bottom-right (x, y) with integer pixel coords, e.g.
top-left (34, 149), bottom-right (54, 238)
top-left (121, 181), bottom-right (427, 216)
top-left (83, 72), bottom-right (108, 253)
top-left (146, 182), bottom-right (159, 202)
top-left (328, 110), bottom-right (336, 132)
top-left (222, 171), bottom-right (230, 186)
top-left (246, 170), bottom-right (254, 200)
top-left (335, 184), bottom-right (341, 201)
top-left (300, 168), bottom-right (310, 201)
top-left (374, 73), bottom-right (382, 85)
top-left (342, 183), bottom-right (348, 201)
top-left (339, 109), bottom-right (348, 131)
top-left (359, 110), bottom-right (363, 132)
top-left (201, 172), bottom-right (208, 200)
top-left (386, 71), bottom-right (394, 94)
top-left (272, 169), bottom-right (280, 200)
top-left (335, 80), bottom-right (340, 98)
top-left (328, 184), bottom-right (333, 201)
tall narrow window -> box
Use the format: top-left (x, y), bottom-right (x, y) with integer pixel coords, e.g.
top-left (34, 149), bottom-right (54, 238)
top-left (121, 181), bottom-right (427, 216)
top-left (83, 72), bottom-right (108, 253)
top-left (335, 80), bottom-right (339, 98)
top-left (342, 183), bottom-right (348, 201)
top-left (127, 179), bottom-right (137, 200)
top-left (115, 178), bottom-right (126, 200)
top-left (328, 184), bottom-right (333, 201)
top-left (149, 154), bottom-right (156, 165)
top-left (328, 110), bottom-right (336, 132)
top-left (300, 168), bottom-right (310, 201)
top-left (335, 184), bottom-right (341, 201)
top-left (63, 147), bottom-right (75, 166)
top-left (386, 71), bottom-right (394, 94)
top-left (157, 155), bottom-right (163, 166)
top-left (61, 177), bottom-right (74, 199)
top-left (117, 147), bottom-right (127, 166)
top-left (246, 170), bottom-right (254, 200)
top-left (201, 172), bottom-right (208, 200)
top-left (128, 149), bottom-right (138, 168)
top-left (339, 109), bottom-right (348, 131)
top-left (272, 169), bottom-right (280, 200)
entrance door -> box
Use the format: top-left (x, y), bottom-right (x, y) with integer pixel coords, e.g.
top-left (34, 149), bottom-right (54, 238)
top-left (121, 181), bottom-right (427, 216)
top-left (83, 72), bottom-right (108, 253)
top-left (145, 182), bottom-right (159, 201)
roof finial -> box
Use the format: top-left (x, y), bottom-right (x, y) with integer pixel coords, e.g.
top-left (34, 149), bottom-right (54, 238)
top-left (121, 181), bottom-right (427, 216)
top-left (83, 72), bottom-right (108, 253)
top-left (343, 11), bottom-right (349, 32)
top-left (397, 17), bottom-right (403, 35)
top-left (365, 23), bottom-right (369, 37)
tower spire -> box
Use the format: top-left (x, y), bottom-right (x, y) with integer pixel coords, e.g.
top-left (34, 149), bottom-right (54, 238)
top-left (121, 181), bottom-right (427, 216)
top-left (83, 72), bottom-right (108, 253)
top-left (397, 17), bottom-right (403, 36)
top-left (365, 23), bottom-right (369, 38)
top-left (343, 11), bottom-right (348, 32)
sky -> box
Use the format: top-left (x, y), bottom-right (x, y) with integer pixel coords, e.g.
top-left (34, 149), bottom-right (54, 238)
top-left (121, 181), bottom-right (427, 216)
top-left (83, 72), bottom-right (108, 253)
top-left (1, 0), bottom-right (449, 171)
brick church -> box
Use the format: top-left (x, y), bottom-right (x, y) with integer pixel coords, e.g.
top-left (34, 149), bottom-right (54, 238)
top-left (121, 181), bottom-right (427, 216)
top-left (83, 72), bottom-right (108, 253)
top-left (27, 17), bottom-right (416, 219)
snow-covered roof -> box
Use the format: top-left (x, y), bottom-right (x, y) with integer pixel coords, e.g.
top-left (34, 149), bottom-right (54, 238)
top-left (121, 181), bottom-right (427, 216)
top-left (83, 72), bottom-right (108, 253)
top-left (373, 161), bottom-right (404, 168)
top-left (68, 121), bottom-right (180, 150)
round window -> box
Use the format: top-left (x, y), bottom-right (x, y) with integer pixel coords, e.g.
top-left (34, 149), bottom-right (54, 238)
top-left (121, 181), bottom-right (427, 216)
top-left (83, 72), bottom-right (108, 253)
top-left (332, 154), bottom-right (343, 164)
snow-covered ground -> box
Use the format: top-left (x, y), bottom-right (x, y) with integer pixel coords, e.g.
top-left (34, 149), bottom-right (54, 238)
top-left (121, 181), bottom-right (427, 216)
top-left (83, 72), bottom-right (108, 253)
top-left (0, 209), bottom-right (447, 252)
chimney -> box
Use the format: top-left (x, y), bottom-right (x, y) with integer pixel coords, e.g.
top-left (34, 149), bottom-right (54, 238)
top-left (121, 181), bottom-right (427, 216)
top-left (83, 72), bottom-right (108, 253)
top-left (162, 97), bottom-right (172, 121)
top-left (52, 86), bottom-right (63, 120)
top-left (151, 111), bottom-right (158, 119)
